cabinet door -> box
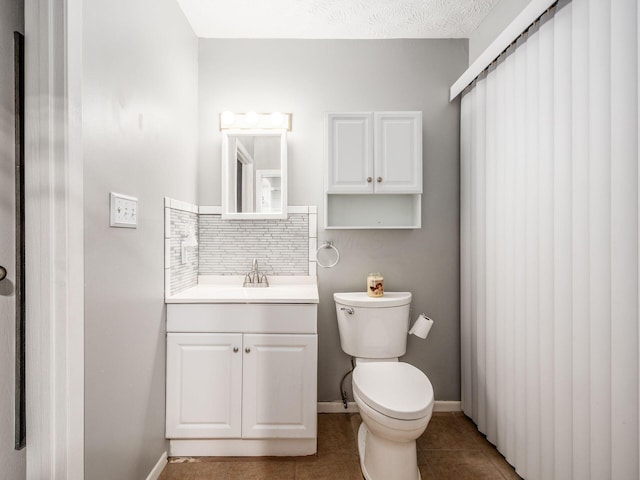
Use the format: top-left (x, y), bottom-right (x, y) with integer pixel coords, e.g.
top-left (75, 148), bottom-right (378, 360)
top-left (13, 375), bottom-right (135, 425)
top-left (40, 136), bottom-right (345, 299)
top-left (242, 334), bottom-right (317, 438)
top-left (373, 112), bottom-right (422, 193)
top-left (166, 333), bottom-right (243, 438)
top-left (326, 113), bottom-right (373, 193)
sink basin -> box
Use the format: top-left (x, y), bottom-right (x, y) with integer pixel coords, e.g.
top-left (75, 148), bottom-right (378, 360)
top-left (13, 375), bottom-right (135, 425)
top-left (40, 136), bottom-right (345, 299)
top-left (165, 276), bottom-right (319, 304)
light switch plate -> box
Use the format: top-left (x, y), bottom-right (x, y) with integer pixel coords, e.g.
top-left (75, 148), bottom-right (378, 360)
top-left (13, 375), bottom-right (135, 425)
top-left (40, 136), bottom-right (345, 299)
top-left (110, 192), bottom-right (138, 228)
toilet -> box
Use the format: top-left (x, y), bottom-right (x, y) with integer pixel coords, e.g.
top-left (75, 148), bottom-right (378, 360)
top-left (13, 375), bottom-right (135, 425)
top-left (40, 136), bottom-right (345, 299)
top-left (334, 292), bottom-right (434, 480)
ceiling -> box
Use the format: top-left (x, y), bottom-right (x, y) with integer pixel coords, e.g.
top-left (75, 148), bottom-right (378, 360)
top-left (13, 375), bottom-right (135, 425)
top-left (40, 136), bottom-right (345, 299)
top-left (176, 0), bottom-right (501, 39)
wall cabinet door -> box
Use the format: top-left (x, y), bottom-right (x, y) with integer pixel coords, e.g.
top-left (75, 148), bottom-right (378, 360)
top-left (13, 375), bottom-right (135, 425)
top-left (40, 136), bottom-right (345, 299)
top-left (166, 333), bottom-right (243, 438)
top-left (327, 112), bottom-right (422, 194)
top-left (326, 113), bottom-right (373, 193)
top-left (373, 112), bottom-right (422, 193)
top-left (241, 334), bottom-right (317, 439)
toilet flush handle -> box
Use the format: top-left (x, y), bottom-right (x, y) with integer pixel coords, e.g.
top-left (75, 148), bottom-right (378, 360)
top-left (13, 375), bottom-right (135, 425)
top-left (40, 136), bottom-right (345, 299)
top-left (340, 307), bottom-right (354, 315)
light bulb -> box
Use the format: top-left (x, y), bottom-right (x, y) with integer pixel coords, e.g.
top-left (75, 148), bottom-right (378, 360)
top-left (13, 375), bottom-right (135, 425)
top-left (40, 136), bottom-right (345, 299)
top-left (245, 111), bottom-right (259, 126)
top-left (270, 112), bottom-right (285, 126)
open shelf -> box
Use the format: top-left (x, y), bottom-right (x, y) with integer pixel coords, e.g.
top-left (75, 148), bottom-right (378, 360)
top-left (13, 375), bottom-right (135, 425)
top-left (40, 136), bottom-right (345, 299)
top-left (325, 194), bottom-right (421, 229)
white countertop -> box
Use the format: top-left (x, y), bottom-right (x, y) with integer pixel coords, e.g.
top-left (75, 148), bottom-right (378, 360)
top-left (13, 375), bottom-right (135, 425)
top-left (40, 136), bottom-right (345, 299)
top-left (166, 276), bottom-right (319, 304)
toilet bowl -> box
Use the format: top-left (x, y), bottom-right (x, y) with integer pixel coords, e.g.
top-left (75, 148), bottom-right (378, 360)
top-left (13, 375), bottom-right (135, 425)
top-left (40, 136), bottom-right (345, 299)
top-left (352, 361), bottom-right (434, 480)
top-left (334, 292), bottom-right (434, 480)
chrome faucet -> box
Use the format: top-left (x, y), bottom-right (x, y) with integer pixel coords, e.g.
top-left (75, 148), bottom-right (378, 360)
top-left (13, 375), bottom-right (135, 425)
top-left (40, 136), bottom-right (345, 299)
top-left (243, 258), bottom-right (269, 287)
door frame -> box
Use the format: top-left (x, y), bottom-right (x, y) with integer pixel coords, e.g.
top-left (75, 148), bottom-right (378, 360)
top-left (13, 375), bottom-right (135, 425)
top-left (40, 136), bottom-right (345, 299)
top-left (24, 0), bottom-right (84, 477)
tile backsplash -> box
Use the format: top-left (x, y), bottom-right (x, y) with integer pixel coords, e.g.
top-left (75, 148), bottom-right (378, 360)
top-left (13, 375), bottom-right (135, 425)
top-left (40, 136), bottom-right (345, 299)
top-left (165, 200), bottom-right (317, 295)
top-left (199, 214), bottom-right (309, 275)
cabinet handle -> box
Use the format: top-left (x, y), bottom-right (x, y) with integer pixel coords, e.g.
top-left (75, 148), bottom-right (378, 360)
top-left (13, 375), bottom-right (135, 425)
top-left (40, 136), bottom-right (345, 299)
top-left (366, 177), bottom-right (372, 183)
top-left (377, 177), bottom-right (382, 183)
top-left (0, 266), bottom-right (6, 281)
top-left (233, 347), bottom-right (239, 353)
top-left (245, 347), bottom-right (251, 353)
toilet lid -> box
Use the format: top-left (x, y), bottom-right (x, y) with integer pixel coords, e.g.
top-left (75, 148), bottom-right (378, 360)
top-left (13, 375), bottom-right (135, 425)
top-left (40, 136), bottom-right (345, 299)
top-left (352, 362), bottom-right (434, 420)
top-left (333, 292), bottom-right (412, 308)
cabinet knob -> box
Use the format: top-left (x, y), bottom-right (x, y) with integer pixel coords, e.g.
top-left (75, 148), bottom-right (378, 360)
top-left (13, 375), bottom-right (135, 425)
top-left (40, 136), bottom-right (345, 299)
top-left (377, 177), bottom-right (382, 183)
top-left (245, 347), bottom-right (251, 353)
top-left (366, 177), bottom-right (372, 183)
top-left (233, 347), bottom-right (239, 353)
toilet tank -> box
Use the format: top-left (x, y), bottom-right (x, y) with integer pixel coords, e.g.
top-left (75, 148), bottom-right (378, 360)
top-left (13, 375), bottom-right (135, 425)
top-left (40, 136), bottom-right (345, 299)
top-left (334, 292), bottom-right (412, 359)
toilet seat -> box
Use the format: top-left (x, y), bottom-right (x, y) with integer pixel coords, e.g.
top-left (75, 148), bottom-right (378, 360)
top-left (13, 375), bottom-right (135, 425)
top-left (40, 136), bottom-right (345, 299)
top-left (353, 362), bottom-right (434, 421)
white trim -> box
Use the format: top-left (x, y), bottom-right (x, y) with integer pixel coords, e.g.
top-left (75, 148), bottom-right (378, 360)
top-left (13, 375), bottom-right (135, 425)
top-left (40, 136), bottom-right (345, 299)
top-left (165, 208), bottom-right (171, 238)
top-left (166, 198), bottom-right (198, 213)
top-left (169, 438), bottom-right (316, 457)
top-left (449, 0), bottom-right (557, 101)
top-left (25, 0), bottom-right (84, 477)
top-left (145, 452), bottom-right (168, 480)
top-left (66, 0), bottom-right (84, 475)
top-left (288, 206), bottom-right (309, 214)
top-left (197, 205), bottom-right (313, 215)
top-left (236, 138), bottom-right (254, 165)
top-left (198, 205), bottom-right (222, 214)
top-left (317, 401), bottom-right (462, 414)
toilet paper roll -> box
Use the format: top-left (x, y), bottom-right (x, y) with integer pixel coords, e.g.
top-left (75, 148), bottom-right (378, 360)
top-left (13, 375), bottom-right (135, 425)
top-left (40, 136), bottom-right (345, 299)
top-left (409, 314), bottom-right (434, 339)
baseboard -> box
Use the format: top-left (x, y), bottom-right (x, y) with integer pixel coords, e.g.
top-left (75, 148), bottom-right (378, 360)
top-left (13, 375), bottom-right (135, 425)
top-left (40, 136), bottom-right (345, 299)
top-left (318, 400), bottom-right (462, 414)
top-left (169, 439), bottom-right (316, 457)
top-left (317, 401), bottom-right (359, 413)
top-left (432, 401), bottom-right (462, 412)
top-left (146, 451), bottom-right (168, 480)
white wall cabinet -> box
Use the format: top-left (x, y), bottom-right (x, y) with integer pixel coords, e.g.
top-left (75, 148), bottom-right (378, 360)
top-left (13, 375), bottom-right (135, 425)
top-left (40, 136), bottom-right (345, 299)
top-left (165, 303), bottom-right (318, 456)
top-left (373, 112), bottom-right (422, 193)
top-left (325, 111), bottom-right (422, 229)
top-left (326, 112), bottom-right (421, 194)
top-left (326, 113), bottom-right (373, 193)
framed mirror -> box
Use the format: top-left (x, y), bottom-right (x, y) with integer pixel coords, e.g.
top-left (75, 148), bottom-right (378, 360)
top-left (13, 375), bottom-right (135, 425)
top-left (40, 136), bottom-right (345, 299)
top-left (221, 130), bottom-right (287, 219)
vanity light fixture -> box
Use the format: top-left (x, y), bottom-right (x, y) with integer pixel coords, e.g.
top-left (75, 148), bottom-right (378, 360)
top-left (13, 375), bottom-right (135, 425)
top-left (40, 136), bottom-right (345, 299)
top-left (219, 112), bottom-right (292, 131)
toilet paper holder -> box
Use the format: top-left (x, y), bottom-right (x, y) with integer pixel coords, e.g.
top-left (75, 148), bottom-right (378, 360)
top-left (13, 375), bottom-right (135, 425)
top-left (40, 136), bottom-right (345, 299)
top-left (409, 313), bottom-right (434, 339)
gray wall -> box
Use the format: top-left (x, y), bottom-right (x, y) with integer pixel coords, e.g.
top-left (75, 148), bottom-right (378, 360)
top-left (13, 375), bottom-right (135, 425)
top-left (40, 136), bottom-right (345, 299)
top-left (198, 39), bottom-right (467, 402)
top-left (0, 0), bottom-right (25, 478)
top-left (82, 0), bottom-right (198, 477)
top-left (468, 0), bottom-right (532, 64)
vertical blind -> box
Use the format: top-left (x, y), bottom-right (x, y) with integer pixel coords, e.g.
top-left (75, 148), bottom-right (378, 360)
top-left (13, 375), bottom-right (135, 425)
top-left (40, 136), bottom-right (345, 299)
top-left (460, 0), bottom-right (639, 479)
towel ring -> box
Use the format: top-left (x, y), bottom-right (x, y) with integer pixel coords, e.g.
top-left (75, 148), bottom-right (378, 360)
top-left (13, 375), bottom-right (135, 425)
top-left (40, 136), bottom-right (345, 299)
top-left (315, 241), bottom-right (340, 268)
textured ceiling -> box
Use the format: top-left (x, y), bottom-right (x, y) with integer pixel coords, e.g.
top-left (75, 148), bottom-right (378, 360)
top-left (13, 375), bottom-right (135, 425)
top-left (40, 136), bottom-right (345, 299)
top-left (176, 0), bottom-right (501, 39)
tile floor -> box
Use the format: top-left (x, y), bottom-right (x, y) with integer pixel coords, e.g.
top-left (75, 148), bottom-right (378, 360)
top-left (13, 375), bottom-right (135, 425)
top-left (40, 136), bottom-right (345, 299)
top-left (158, 412), bottom-right (523, 480)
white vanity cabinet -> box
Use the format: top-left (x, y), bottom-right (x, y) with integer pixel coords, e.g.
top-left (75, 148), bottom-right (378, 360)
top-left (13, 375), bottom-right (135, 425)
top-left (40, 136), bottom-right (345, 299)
top-left (241, 334), bottom-right (317, 439)
top-left (165, 302), bottom-right (318, 457)
top-left (166, 333), bottom-right (243, 439)
top-left (325, 111), bottom-right (422, 229)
